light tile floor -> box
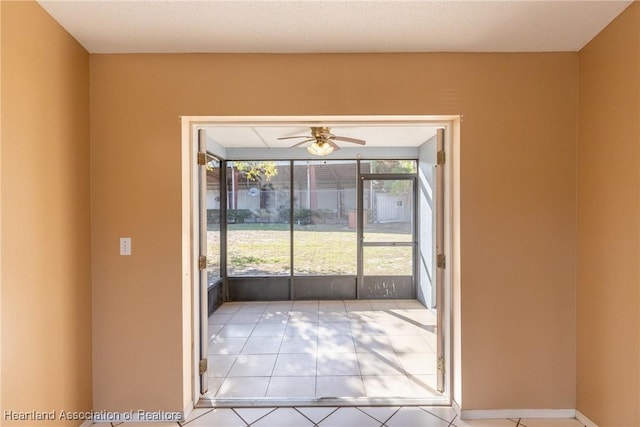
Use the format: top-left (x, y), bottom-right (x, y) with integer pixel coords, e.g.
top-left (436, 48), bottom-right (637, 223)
top-left (94, 406), bottom-right (587, 426)
top-left (92, 300), bottom-right (586, 427)
top-left (205, 299), bottom-right (440, 401)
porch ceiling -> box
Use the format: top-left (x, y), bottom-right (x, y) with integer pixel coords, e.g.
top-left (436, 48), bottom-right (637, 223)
top-left (203, 125), bottom-right (439, 149)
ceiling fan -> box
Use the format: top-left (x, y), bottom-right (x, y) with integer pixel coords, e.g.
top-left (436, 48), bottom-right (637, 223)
top-left (277, 127), bottom-right (366, 156)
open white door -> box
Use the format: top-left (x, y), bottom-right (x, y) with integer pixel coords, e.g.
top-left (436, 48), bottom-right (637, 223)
top-left (435, 128), bottom-right (446, 393)
top-left (197, 129), bottom-right (209, 394)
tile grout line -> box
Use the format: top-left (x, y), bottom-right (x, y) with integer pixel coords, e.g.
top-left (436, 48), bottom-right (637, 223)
top-left (272, 308), bottom-right (290, 356)
top-left (448, 413), bottom-right (457, 427)
top-left (264, 312), bottom-right (289, 398)
top-left (208, 307), bottom-right (233, 398)
top-left (230, 407), bottom-right (247, 425)
top-left (304, 406), bottom-right (341, 427)
top-left (179, 408), bottom-right (214, 426)
top-left (261, 315), bottom-right (283, 395)
top-left (355, 406), bottom-right (390, 426)
top-left (219, 301), bottom-right (276, 398)
top-left (421, 407), bottom-right (456, 425)
top-left (312, 329), bottom-right (320, 398)
top-left (234, 406), bottom-right (277, 426)
top-left (374, 405), bottom-right (402, 427)
top-left (293, 406), bottom-right (322, 427)
top-left (292, 407), bottom-right (313, 426)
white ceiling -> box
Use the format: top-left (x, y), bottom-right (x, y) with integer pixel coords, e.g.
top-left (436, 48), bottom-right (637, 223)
top-left (38, 1), bottom-right (632, 54)
top-left (204, 125), bottom-right (439, 149)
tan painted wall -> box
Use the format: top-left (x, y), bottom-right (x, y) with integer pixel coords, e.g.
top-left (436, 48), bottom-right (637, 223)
top-left (1, 2), bottom-right (92, 426)
top-left (90, 52), bottom-right (577, 411)
top-left (0, 0), bottom-right (4, 417)
top-left (577, 3), bottom-right (640, 426)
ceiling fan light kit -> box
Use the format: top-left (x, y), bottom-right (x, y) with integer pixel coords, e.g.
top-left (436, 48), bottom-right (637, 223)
top-left (278, 126), bottom-right (366, 156)
top-left (307, 140), bottom-right (334, 156)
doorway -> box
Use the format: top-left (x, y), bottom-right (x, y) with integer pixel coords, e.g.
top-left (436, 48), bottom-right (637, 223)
top-left (187, 116), bottom-right (454, 407)
top-left (359, 168), bottom-right (417, 299)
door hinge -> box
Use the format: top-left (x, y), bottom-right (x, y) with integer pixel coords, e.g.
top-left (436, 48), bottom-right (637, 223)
top-left (437, 356), bottom-right (445, 374)
top-left (197, 152), bottom-right (207, 166)
top-left (199, 255), bottom-right (207, 270)
top-left (437, 254), bottom-right (446, 269)
top-left (199, 359), bottom-right (208, 375)
top-left (437, 150), bottom-right (446, 166)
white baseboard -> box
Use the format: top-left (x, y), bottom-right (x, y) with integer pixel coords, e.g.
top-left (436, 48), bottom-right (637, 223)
top-left (576, 410), bottom-right (599, 427)
top-left (461, 409), bottom-right (576, 420)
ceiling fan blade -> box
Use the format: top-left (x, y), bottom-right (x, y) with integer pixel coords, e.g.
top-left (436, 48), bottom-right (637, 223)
top-left (332, 136), bottom-right (366, 145)
top-left (327, 140), bottom-right (340, 151)
top-left (290, 139), bottom-right (314, 148)
top-left (278, 135), bottom-right (311, 140)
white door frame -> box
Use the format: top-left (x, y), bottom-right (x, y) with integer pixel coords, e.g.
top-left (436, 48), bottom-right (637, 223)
top-left (181, 115), bottom-right (460, 408)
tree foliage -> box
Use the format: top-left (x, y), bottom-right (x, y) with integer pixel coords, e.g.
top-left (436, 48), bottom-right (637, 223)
top-left (370, 160), bottom-right (416, 195)
top-left (235, 161), bottom-right (279, 182)
top-left (370, 160), bottom-right (416, 174)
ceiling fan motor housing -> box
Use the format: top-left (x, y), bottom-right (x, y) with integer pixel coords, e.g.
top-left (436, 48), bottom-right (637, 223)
top-left (311, 127), bottom-right (332, 140)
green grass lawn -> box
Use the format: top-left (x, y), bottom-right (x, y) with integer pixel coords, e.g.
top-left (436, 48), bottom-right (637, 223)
top-left (208, 224), bottom-right (413, 276)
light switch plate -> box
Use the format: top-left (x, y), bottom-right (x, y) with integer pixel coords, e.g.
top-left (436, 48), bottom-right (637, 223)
top-left (120, 237), bottom-right (132, 255)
